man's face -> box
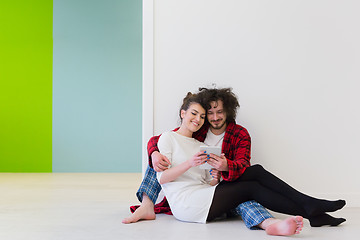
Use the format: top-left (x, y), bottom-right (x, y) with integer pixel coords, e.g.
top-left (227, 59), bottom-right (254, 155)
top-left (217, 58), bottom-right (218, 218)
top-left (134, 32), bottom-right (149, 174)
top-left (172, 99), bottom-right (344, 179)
top-left (207, 100), bottom-right (227, 131)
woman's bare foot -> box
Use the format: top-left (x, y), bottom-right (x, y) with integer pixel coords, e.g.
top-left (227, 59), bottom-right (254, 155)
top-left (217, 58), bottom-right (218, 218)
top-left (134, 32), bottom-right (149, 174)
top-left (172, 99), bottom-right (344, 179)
top-left (265, 216), bottom-right (304, 236)
top-left (122, 204), bottom-right (156, 224)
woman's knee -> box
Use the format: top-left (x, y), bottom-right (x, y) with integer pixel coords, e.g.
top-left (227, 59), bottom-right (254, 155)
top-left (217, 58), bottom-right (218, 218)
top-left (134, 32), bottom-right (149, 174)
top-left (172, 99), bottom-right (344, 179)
top-left (246, 164), bottom-right (265, 176)
top-left (252, 164), bottom-right (264, 170)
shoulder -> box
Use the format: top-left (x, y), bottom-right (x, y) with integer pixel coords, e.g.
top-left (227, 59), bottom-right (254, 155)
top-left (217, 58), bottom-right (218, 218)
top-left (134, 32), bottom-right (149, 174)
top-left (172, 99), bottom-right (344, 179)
top-left (193, 123), bottom-right (209, 140)
top-left (158, 131), bottom-right (176, 151)
top-left (159, 131), bottom-right (174, 141)
top-left (226, 122), bottom-right (250, 139)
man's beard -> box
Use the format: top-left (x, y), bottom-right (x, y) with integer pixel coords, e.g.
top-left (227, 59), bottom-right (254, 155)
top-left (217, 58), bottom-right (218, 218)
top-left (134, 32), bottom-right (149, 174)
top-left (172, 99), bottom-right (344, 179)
top-left (210, 120), bottom-right (226, 130)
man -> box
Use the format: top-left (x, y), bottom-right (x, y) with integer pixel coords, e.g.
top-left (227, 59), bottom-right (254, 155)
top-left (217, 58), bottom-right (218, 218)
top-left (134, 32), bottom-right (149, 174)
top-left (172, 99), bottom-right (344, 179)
top-left (123, 87), bottom-right (303, 236)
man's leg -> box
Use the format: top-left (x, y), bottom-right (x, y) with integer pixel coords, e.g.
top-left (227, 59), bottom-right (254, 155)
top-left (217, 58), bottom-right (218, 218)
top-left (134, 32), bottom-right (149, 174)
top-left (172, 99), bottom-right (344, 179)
top-left (231, 201), bottom-right (303, 236)
top-left (259, 216), bottom-right (304, 236)
top-left (135, 165), bottom-right (161, 204)
top-left (122, 166), bottom-right (161, 224)
top-left (230, 200), bottom-right (274, 229)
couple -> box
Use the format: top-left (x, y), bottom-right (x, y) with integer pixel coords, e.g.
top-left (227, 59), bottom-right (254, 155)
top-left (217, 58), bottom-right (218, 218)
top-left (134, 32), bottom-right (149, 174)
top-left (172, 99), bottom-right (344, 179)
top-left (123, 87), bottom-right (346, 236)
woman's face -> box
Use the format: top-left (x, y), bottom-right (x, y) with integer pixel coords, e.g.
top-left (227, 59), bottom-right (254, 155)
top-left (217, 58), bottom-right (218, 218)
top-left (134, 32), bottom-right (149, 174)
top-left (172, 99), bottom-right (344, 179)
top-left (180, 103), bottom-right (206, 133)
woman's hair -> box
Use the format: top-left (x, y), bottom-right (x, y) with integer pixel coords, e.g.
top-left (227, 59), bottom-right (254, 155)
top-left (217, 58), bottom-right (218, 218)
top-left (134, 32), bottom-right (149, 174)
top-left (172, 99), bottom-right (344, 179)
top-left (179, 92), bottom-right (207, 119)
top-left (197, 87), bottom-right (240, 123)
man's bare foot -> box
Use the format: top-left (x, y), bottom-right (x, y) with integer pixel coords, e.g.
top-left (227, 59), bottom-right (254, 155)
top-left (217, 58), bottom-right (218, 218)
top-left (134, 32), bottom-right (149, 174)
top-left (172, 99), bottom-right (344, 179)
top-left (265, 216), bottom-right (304, 236)
top-left (122, 205), bottom-right (156, 224)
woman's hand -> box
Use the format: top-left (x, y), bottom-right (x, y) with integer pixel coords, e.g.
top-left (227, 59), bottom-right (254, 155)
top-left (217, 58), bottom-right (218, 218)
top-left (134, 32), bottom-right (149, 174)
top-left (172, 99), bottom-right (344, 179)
top-left (209, 168), bottom-right (221, 186)
top-left (187, 151), bottom-right (207, 168)
top-left (209, 169), bottom-right (221, 181)
top-left (159, 151), bottom-right (206, 184)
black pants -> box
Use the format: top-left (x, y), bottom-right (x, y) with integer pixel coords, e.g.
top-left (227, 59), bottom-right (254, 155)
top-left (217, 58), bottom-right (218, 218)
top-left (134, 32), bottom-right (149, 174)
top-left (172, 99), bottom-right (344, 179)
top-left (207, 164), bottom-right (325, 221)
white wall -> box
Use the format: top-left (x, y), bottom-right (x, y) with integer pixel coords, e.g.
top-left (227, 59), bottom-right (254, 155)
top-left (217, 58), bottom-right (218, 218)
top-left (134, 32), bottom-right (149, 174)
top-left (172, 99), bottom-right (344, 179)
top-left (144, 0), bottom-right (360, 206)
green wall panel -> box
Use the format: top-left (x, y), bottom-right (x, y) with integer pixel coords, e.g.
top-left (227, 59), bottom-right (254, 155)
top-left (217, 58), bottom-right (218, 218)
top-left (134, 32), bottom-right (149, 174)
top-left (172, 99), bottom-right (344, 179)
top-left (0, 1), bottom-right (52, 172)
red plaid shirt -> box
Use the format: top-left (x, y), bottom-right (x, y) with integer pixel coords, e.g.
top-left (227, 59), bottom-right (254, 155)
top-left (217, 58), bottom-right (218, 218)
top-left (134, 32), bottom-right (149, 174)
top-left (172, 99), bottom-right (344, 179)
top-left (147, 121), bottom-right (251, 181)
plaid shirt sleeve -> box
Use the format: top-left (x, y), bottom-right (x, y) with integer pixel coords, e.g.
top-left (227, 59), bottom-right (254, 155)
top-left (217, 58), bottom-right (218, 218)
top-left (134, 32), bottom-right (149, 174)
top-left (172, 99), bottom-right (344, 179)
top-left (221, 122), bottom-right (251, 181)
top-left (147, 135), bottom-right (160, 168)
top-left (193, 123), bottom-right (209, 142)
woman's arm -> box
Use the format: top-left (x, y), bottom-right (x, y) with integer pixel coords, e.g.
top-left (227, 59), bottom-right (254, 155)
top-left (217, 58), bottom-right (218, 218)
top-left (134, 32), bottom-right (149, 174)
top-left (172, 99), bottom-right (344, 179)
top-left (158, 160), bottom-right (191, 184)
top-left (209, 179), bottom-right (220, 186)
top-left (147, 128), bottom-right (180, 168)
top-left (159, 151), bottom-right (206, 184)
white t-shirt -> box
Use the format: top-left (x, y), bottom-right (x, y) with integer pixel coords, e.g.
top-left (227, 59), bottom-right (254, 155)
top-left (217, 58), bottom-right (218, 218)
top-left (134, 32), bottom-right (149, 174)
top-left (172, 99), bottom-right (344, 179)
top-left (157, 131), bottom-right (217, 223)
top-left (203, 129), bottom-right (225, 147)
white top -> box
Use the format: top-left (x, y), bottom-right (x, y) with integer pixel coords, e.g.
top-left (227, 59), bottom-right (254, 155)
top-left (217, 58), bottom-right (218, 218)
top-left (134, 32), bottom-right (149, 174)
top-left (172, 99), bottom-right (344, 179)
top-left (157, 131), bottom-right (217, 223)
top-left (203, 129), bottom-right (225, 147)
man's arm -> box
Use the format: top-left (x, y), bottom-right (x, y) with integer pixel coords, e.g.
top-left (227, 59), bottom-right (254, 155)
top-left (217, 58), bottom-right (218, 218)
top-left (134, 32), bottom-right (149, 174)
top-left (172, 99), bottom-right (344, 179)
top-left (207, 124), bottom-right (251, 181)
top-left (147, 135), bottom-right (160, 168)
top-left (221, 128), bottom-right (251, 181)
top-left (147, 135), bottom-right (171, 172)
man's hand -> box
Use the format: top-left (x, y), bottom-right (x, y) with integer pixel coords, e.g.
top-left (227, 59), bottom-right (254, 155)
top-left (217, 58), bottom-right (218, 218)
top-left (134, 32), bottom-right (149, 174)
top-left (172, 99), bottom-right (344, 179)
top-left (207, 153), bottom-right (229, 171)
top-left (151, 151), bottom-right (171, 172)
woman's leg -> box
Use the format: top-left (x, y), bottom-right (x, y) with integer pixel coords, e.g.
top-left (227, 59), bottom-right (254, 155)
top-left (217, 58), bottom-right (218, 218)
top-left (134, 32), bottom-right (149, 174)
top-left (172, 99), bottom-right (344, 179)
top-left (207, 180), bottom-right (346, 227)
top-left (309, 213), bottom-right (346, 227)
top-left (240, 165), bottom-right (346, 217)
top-left (207, 180), bottom-right (308, 221)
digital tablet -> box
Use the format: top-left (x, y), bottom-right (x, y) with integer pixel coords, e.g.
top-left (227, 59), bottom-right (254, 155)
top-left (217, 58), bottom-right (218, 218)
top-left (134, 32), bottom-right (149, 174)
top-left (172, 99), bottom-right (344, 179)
top-left (199, 146), bottom-right (221, 169)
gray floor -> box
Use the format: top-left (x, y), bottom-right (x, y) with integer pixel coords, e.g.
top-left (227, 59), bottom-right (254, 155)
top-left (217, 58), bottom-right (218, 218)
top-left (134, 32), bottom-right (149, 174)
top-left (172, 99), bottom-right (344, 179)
top-left (0, 173), bottom-right (357, 240)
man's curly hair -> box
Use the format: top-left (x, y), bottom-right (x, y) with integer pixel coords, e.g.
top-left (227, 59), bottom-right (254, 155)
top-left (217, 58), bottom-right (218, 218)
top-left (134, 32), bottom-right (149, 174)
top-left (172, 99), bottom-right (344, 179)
top-left (197, 87), bottom-right (240, 123)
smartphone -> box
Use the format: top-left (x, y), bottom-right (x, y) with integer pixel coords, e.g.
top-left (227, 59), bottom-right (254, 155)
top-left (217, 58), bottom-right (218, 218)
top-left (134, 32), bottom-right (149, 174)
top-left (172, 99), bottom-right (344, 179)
top-left (199, 146), bottom-right (221, 169)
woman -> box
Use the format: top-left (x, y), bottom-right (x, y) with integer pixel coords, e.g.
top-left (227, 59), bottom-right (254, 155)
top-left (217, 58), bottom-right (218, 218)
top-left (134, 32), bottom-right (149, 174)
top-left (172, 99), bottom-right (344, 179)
top-left (157, 92), bottom-right (345, 232)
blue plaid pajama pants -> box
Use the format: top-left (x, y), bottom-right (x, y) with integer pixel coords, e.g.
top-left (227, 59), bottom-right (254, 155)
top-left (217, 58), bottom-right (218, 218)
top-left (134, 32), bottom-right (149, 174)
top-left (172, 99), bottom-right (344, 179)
top-left (137, 166), bottom-right (274, 229)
